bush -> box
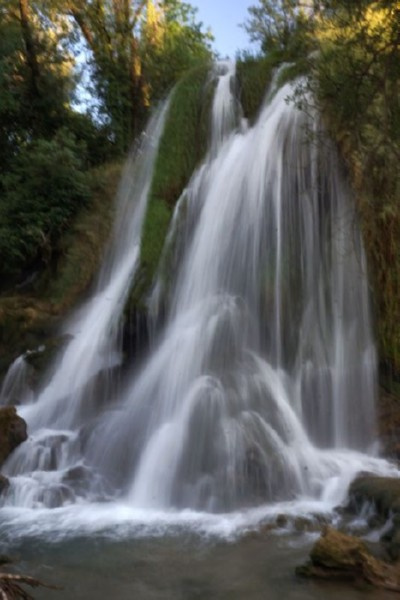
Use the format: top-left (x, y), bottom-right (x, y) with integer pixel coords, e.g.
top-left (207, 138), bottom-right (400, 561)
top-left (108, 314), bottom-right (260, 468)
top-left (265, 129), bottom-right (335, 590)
top-left (0, 129), bottom-right (90, 282)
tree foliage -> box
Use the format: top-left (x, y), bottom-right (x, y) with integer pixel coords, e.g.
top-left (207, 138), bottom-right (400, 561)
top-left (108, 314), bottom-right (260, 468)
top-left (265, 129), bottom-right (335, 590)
top-left (310, 0), bottom-right (400, 375)
top-left (0, 0), bottom-right (212, 287)
top-left (243, 0), bottom-right (316, 57)
top-left (51, 0), bottom-right (213, 152)
top-left (0, 130), bottom-right (90, 280)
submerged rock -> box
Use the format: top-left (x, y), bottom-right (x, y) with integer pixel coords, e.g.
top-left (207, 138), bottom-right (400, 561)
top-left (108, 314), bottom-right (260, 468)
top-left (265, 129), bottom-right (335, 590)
top-left (297, 527), bottom-right (400, 592)
top-left (0, 406), bottom-right (27, 466)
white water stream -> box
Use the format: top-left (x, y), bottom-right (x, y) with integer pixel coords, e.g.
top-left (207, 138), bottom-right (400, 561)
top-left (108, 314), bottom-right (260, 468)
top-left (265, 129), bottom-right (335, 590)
top-left (0, 63), bottom-right (397, 539)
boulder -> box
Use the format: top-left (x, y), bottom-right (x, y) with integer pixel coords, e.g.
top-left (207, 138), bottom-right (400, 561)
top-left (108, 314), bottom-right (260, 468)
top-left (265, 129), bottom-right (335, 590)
top-left (0, 406), bottom-right (27, 466)
top-left (297, 527), bottom-right (400, 592)
top-left (348, 474), bottom-right (400, 518)
top-left (345, 474), bottom-right (400, 561)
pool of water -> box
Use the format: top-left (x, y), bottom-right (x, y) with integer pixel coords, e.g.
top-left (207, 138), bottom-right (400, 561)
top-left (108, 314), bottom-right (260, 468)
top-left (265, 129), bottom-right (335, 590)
top-left (2, 525), bottom-right (396, 600)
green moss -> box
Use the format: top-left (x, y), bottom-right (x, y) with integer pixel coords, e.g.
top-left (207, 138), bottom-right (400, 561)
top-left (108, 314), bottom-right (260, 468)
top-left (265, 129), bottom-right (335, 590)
top-left (236, 55), bottom-right (275, 123)
top-left (132, 63), bottom-right (213, 306)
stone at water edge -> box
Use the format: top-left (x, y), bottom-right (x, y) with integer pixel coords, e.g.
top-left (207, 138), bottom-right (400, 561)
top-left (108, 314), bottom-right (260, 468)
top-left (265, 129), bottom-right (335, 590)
top-left (0, 406), bottom-right (27, 466)
top-left (296, 527), bottom-right (400, 592)
top-left (347, 474), bottom-right (400, 560)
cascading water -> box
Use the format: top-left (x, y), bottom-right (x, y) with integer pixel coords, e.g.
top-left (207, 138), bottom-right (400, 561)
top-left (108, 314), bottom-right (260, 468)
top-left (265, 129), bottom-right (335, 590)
top-left (0, 354), bottom-right (34, 406)
top-left (0, 99), bottom-right (170, 508)
top-left (85, 64), bottom-right (385, 514)
top-left (27, 99), bottom-right (170, 431)
top-left (0, 63), bottom-right (397, 531)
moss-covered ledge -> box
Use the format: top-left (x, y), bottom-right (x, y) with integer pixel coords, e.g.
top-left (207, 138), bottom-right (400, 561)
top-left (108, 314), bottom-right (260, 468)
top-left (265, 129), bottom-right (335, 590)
top-left (128, 63), bottom-right (214, 311)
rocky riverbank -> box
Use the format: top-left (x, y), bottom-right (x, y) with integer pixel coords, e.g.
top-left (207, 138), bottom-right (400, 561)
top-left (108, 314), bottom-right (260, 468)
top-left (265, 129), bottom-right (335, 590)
top-left (298, 473), bottom-right (400, 593)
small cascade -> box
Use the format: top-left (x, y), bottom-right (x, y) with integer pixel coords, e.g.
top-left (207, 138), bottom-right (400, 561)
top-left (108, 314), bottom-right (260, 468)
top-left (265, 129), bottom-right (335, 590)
top-left (24, 99), bottom-right (170, 432)
top-left (0, 64), bottom-right (396, 526)
top-left (210, 61), bottom-right (242, 153)
top-left (149, 61), bottom-right (242, 324)
top-left (1, 99), bottom-right (170, 508)
top-left (0, 354), bottom-right (34, 406)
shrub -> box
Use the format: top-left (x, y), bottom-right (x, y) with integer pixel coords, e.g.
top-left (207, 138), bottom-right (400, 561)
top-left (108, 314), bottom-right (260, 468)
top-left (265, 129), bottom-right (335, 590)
top-left (0, 129), bottom-right (90, 283)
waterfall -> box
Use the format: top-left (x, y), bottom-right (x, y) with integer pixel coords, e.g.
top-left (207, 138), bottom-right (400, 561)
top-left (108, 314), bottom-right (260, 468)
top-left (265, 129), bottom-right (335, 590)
top-left (0, 354), bottom-right (33, 406)
top-left (23, 99), bottom-right (170, 431)
top-left (85, 65), bottom-right (381, 511)
top-left (0, 64), bottom-right (395, 523)
top-left (0, 99), bottom-right (170, 508)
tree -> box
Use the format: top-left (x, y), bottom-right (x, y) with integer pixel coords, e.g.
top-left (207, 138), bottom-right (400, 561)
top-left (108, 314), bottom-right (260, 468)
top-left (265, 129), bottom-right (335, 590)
top-left (0, 129), bottom-right (90, 281)
top-left (243, 0), bottom-right (316, 57)
top-left (57, 0), bottom-right (212, 152)
top-left (141, 0), bottom-right (213, 103)
top-left (0, 1), bottom-right (98, 285)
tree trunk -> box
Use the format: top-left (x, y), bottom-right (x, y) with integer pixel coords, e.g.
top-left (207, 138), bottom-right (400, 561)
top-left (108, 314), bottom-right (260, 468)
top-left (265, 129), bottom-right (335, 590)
top-left (19, 0), bottom-right (40, 98)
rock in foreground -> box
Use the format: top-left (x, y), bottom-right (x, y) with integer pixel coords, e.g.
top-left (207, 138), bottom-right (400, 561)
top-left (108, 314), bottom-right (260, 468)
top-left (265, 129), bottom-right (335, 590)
top-left (297, 527), bottom-right (400, 592)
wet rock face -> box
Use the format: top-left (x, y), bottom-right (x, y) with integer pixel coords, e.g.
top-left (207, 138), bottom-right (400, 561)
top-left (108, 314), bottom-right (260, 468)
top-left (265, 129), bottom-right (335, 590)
top-left (0, 475), bottom-right (9, 495)
top-left (379, 389), bottom-right (399, 458)
top-left (297, 527), bottom-right (400, 592)
top-left (382, 515), bottom-right (400, 561)
top-left (0, 406), bottom-right (28, 466)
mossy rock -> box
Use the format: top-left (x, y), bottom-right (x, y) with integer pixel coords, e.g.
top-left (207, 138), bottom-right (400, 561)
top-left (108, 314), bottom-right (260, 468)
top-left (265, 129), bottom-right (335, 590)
top-left (0, 297), bottom-right (57, 376)
top-left (297, 527), bottom-right (400, 591)
top-left (236, 55), bottom-right (274, 123)
top-left (309, 527), bottom-right (368, 571)
top-left (0, 406), bottom-right (27, 466)
top-left (348, 475), bottom-right (400, 518)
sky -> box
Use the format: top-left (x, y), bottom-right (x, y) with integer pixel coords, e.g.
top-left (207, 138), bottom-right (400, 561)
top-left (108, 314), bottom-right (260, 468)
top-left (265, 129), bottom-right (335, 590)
top-left (190, 0), bottom-right (257, 58)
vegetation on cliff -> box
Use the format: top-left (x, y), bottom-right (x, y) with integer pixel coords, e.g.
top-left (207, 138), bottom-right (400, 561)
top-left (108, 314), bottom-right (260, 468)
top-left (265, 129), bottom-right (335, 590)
top-left (311, 2), bottom-right (400, 383)
top-left (0, 0), bottom-right (212, 376)
top-left (130, 63), bottom-right (213, 308)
